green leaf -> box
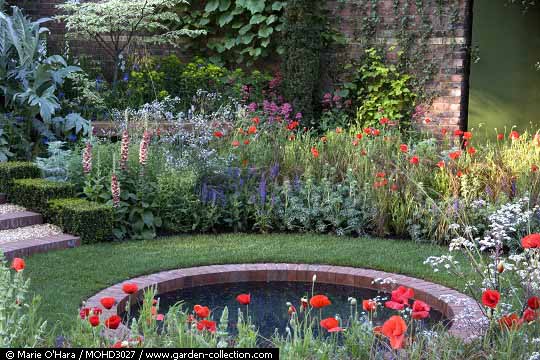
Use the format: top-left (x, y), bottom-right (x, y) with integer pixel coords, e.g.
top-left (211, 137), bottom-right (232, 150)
top-left (205, 0), bottom-right (220, 12)
top-left (218, 12), bottom-right (234, 27)
top-left (257, 26), bottom-right (273, 38)
top-left (219, 0), bottom-right (231, 11)
top-left (238, 0), bottom-right (265, 14)
top-left (265, 14), bottom-right (278, 25)
top-left (238, 24), bottom-right (252, 35)
top-left (250, 14), bottom-right (267, 24)
top-left (224, 37), bottom-right (236, 49)
top-left (271, 1), bottom-right (286, 11)
top-left (143, 211), bottom-right (154, 226)
top-left (239, 33), bottom-right (256, 44)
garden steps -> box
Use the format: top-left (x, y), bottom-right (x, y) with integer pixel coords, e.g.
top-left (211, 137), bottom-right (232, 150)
top-left (1, 234), bottom-right (80, 260)
top-left (0, 211), bottom-right (43, 230)
top-left (0, 205), bottom-right (81, 259)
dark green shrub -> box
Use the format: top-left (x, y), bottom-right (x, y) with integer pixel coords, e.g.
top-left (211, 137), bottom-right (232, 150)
top-left (11, 179), bottom-right (75, 214)
top-left (0, 161), bottom-right (41, 194)
top-left (48, 198), bottom-right (114, 244)
top-left (157, 170), bottom-right (201, 233)
top-left (281, 0), bottom-right (323, 125)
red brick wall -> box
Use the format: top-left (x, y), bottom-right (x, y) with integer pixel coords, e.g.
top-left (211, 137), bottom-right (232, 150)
top-left (7, 0), bottom-right (473, 131)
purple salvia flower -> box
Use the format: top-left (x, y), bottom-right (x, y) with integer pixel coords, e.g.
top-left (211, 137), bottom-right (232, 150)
top-left (259, 176), bottom-right (267, 205)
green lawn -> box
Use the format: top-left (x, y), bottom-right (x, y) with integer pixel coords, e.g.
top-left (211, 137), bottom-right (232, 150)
top-left (25, 233), bottom-right (468, 330)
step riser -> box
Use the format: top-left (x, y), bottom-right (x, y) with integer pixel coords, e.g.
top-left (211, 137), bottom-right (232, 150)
top-left (0, 212), bottom-right (43, 231)
top-left (2, 235), bottom-right (81, 260)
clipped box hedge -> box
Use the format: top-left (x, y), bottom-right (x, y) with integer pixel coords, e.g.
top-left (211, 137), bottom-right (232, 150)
top-left (11, 178), bottom-right (75, 214)
top-left (0, 161), bottom-right (41, 194)
top-left (48, 198), bottom-right (114, 244)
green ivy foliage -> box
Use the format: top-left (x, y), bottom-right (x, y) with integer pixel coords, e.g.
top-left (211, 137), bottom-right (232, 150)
top-left (280, 0), bottom-right (324, 125)
top-left (173, 0), bottom-right (287, 66)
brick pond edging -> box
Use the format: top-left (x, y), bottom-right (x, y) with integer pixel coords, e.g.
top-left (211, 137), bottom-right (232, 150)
top-left (85, 264), bottom-right (486, 340)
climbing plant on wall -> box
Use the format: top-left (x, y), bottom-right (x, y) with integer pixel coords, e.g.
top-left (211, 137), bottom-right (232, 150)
top-left (280, 0), bottom-right (325, 124)
top-left (172, 0), bottom-right (287, 66)
top-left (336, 0), bottom-right (461, 107)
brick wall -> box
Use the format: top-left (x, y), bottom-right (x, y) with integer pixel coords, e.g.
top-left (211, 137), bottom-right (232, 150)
top-left (7, 0), bottom-right (473, 131)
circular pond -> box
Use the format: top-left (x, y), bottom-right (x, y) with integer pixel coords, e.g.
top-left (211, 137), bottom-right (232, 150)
top-left (85, 264), bottom-right (484, 340)
top-left (131, 281), bottom-right (448, 338)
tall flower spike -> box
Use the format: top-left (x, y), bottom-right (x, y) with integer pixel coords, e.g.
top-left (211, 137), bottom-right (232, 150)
top-left (82, 142), bottom-right (93, 175)
top-left (111, 174), bottom-right (120, 207)
top-left (119, 130), bottom-right (130, 171)
top-left (139, 130), bottom-right (151, 166)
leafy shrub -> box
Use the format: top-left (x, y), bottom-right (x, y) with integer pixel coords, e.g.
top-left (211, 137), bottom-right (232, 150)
top-left (11, 179), bottom-right (75, 214)
top-left (0, 161), bottom-right (41, 194)
top-left (343, 48), bottom-right (417, 129)
top-left (48, 198), bottom-right (114, 244)
top-left (281, 0), bottom-right (323, 124)
top-left (157, 170), bottom-right (201, 233)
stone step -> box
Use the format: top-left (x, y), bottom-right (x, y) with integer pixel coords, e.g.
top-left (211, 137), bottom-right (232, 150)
top-left (2, 234), bottom-right (81, 260)
top-left (0, 211), bottom-right (43, 231)
top-left (0, 194), bottom-right (6, 205)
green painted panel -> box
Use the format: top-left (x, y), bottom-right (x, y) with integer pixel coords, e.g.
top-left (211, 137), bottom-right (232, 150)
top-left (469, 0), bottom-right (540, 136)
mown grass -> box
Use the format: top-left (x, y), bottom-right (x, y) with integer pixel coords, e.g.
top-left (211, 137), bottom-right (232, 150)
top-left (25, 233), bottom-right (470, 330)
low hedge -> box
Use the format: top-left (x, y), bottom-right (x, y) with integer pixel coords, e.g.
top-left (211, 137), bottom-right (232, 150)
top-left (11, 179), bottom-right (75, 214)
top-left (0, 162), bottom-right (41, 194)
top-left (48, 198), bottom-right (114, 244)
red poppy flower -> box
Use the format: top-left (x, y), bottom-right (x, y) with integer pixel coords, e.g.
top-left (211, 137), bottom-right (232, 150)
top-left (510, 131), bottom-right (520, 140)
top-left (194, 305), bottom-right (210, 319)
top-left (248, 126), bottom-right (257, 134)
top-left (499, 313), bottom-right (522, 330)
top-left (243, 139), bottom-right (250, 145)
top-left (232, 140), bottom-right (240, 147)
top-left (467, 146), bottom-right (476, 155)
top-left (481, 289), bottom-right (500, 309)
top-left (91, 307), bottom-right (103, 316)
top-left (236, 294), bottom-right (251, 305)
top-left (522, 234), bottom-right (540, 249)
top-left (363, 299), bottom-right (377, 312)
top-left (80, 307), bottom-right (91, 319)
top-left (497, 133), bottom-right (504, 141)
top-left (310, 294), bottom-right (331, 308)
top-left (287, 121), bottom-right (299, 130)
top-left (522, 308), bottom-right (537, 323)
top-left (373, 325), bottom-right (383, 336)
top-left (11, 258), bottom-right (25, 272)
top-left (456, 170), bottom-right (464, 177)
top-left (89, 315), bottom-right (100, 327)
top-left (311, 147), bottom-right (319, 158)
top-left (105, 315), bottom-right (122, 329)
top-left (213, 131), bottom-right (223, 138)
top-left (372, 129), bottom-right (381, 136)
top-left (424, 118), bottom-right (431, 124)
top-left (449, 151), bottom-right (461, 160)
top-left (385, 286), bottom-right (414, 310)
top-left (382, 316), bottom-right (407, 349)
top-left (356, 133), bottom-right (363, 140)
top-left (252, 117), bottom-right (260, 125)
top-left (411, 300), bottom-right (430, 320)
top-left (376, 172), bottom-right (386, 178)
top-left (454, 129), bottom-right (464, 137)
top-left (379, 117), bottom-right (389, 125)
top-left (320, 317), bottom-right (339, 331)
top-left (196, 319), bottom-right (216, 333)
top-left (122, 283), bottom-right (138, 295)
top-left (532, 165), bottom-right (539, 173)
top-left (409, 156), bottom-right (419, 165)
top-left (399, 144), bottom-right (408, 153)
top-left (441, 128), bottom-right (448, 136)
top-left (528, 296), bottom-right (540, 310)
top-left (437, 161), bottom-right (445, 169)
top-left (463, 132), bottom-right (473, 140)
top-left (100, 297), bottom-right (116, 310)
